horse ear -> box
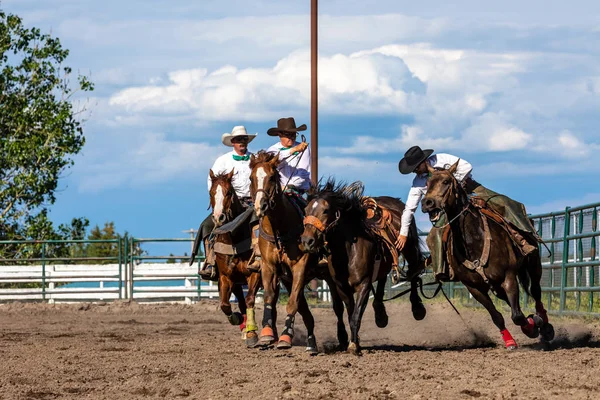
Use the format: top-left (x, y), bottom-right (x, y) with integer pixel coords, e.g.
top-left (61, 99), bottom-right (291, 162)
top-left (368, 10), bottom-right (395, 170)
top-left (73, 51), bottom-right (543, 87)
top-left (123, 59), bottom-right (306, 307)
top-left (227, 168), bottom-right (235, 180)
top-left (426, 162), bottom-right (436, 175)
top-left (270, 153), bottom-right (281, 167)
top-left (209, 169), bottom-right (216, 180)
top-left (447, 159), bottom-right (460, 175)
top-left (250, 154), bottom-right (256, 163)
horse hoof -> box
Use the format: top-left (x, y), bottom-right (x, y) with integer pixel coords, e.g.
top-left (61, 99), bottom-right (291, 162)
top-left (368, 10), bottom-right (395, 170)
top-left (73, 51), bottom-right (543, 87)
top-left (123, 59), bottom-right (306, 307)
top-left (347, 342), bottom-right (361, 356)
top-left (540, 323), bottom-right (555, 342)
top-left (305, 335), bottom-right (318, 355)
top-left (277, 334), bottom-right (293, 350)
top-left (506, 345), bottom-right (518, 351)
top-left (246, 331), bottom-right (259, 348)
top-left (228, 312), bottom-right (243, 326)
top-left (338, 342), bottom-right (349, 352)
top-left (373, 302), bottom-right (389, 328)
top-left (521, 315), bottom-right (540, 339)
top-left (411, 302), bottom-right (426, 321)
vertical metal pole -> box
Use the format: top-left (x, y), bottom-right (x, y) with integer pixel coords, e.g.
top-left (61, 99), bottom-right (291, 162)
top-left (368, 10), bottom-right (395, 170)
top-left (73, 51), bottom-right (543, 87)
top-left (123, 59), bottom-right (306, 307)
top-left (310, 0), bottom-right (318, 186)
top-left (118, 236), bottom-right (123, 300)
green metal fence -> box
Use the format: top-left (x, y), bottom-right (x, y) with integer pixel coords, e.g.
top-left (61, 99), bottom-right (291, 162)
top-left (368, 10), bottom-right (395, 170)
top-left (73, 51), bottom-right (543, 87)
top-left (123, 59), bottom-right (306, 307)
top-left (439, 202), bottom-right (600, 316)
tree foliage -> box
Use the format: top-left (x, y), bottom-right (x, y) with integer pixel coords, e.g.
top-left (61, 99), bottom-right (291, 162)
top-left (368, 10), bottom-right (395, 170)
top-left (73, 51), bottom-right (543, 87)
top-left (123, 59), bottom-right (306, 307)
top-left (0, 10), bottom-right (93, 243)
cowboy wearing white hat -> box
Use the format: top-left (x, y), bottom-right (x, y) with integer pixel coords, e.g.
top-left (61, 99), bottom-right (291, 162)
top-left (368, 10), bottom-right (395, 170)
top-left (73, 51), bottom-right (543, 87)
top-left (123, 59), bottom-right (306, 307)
top-left (193, 126), bottom-right (257, 281)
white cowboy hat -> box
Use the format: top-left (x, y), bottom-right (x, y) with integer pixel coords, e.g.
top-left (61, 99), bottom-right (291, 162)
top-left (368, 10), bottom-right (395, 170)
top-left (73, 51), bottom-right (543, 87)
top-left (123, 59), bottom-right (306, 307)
top-left (222, 126), bottom-right (257, 147)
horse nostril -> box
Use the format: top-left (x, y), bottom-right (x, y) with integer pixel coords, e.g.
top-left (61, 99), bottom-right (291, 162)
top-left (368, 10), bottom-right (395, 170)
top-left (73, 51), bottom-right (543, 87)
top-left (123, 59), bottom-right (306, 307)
top-left (218, 214), bottom-right (226, 223)
top-left (424, 198), bottom-right (434, 209)
top-left (260, 202), bottom-right (269, 212)
top-left (307, 238), bottom-right (315, 247)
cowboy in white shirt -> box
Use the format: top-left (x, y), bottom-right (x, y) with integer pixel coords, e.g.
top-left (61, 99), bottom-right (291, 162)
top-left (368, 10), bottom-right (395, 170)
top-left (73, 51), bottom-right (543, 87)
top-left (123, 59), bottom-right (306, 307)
top-left (266, 117), bottom-right (311, 194)
top-left (396, 146), bottom-right (538, 281)
top-left (193, 126), bottom-right (257, 281)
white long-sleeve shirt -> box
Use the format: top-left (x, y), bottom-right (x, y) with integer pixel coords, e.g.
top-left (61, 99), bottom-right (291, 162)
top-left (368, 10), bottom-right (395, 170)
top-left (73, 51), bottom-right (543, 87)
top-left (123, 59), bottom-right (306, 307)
top-left (267, 141), bottom-right (311, 191)
top-left (399, 153), bottom-right (473, 236)
top-left (207, 150), bottom-right (254, 198)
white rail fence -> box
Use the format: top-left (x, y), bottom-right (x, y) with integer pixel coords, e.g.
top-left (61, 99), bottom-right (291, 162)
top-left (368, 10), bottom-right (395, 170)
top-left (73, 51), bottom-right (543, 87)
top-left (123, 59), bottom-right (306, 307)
top-left (0, 262), bottom-right (333, 304)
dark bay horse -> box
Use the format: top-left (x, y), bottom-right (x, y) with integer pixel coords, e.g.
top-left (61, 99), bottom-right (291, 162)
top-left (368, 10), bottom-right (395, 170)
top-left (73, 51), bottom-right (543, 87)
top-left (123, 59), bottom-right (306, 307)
top-left (208, 169), bottom-right (262, 347)
top-left (300, 179), bottom-right (426, 355)
top-left (421, 161), bottom-right (554, 349)
top-left (249, 151), bottom-right (347, 353)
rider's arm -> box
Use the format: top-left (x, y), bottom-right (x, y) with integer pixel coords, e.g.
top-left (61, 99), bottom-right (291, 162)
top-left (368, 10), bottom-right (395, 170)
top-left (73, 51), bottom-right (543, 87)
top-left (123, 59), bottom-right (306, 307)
top-left (432, 153), bottom-right (473, 183)
top-left (400, 182), bottom-right (425, 236)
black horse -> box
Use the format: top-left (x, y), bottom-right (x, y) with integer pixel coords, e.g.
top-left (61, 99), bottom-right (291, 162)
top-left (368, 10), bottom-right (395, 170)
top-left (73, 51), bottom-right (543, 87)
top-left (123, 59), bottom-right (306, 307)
top-left (300, 179), bottom-right (426, 355)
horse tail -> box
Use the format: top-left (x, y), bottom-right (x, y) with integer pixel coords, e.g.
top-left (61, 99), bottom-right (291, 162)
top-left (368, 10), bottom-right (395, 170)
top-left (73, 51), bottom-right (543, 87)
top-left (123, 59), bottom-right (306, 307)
top-left (517, 258), bottom-right (532, 296)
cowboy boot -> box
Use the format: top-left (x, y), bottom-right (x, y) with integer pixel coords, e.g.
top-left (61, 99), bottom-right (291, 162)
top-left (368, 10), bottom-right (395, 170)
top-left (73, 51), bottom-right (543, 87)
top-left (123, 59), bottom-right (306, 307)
top-left (198, 239), bottom-right (218, 281)
top-left (511, 229), bottom-right (538, 255)
top-left (247, 227), bottom-right (261, 272)
top-left (426, 228), bottom-right (451, 282)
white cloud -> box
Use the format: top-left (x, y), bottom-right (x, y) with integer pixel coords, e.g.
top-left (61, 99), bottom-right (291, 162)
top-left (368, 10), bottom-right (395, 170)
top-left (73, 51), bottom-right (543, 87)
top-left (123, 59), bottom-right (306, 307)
top-left (77, 132), bottom-right (221, 192)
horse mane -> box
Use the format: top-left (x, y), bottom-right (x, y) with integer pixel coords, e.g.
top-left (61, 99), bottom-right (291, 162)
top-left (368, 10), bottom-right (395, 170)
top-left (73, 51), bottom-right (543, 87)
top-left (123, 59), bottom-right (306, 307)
top-left (211, 171), bottom-right (233, 184)
top-left (249, 150), bottom-right (278, 169)
top-left (308, 177), bottom-right (365, 221)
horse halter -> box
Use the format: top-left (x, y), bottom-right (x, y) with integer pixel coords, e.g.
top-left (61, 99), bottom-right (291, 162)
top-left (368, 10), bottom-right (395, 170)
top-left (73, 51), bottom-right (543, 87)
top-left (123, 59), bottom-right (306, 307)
top-left (303, 209), bottom-right (341, 234)
top-left (430, 173), bottom-right (469, 229)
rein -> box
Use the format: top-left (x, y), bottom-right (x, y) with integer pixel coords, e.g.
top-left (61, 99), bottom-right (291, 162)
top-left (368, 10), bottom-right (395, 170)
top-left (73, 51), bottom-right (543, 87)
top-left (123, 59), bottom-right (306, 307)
top-left (377, 277), bottom-right (461, 315)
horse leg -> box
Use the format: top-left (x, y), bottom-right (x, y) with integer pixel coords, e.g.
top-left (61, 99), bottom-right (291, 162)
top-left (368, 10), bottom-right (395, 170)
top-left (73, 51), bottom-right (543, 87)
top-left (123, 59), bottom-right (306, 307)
top-left (526, 254), bottom-right (554, 341)
top-left (372, 276), bottom-right (389, 328)
top-left (465, 284), bottom-right (517, 350)
top-left (258, 262), bottom-right (278, 347)
top-left (348, 278), bottom-right (371, 356)
top-left (500, 271), bottom-right (537, 339)
top-left (325, 276), bottom-right (349, 350)
top-left (219, 276), bottom-right (243, 326)
top-left (232, 284), bottom-right (247, 338)
top-left (243, 271), bottom-right (262, 347)
top-left (410, 277), bottom-right (426, 321)
top-left (277, 260), bottom-right (309, 350)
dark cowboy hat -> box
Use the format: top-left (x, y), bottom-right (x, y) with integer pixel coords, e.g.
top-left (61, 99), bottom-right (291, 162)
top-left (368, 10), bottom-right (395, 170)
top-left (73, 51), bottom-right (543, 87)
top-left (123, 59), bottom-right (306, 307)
top-left (267, 117), bottom-right (307, 136)
top-left (398, 145), bottom-right (434, 174)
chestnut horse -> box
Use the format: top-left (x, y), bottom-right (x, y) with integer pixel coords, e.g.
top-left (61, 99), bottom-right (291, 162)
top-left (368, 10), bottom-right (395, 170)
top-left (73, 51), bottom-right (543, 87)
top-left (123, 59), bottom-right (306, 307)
top-left (249, 151), bottom-right (347, 353)
top-left (208, 169), bottom-right (262, 347)
top-left (300, 179), bottom-right (426, 355)
top-left (421, 161), bottom-right (554, 349)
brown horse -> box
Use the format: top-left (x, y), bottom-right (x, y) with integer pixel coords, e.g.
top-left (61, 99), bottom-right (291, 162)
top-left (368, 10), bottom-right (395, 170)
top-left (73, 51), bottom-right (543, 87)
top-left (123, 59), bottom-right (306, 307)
top-left (421, 161), bottom-right (554, 349)
top-left (300, 179), bottom-right (426, 355)
top-left (249, 151), bottom-right (347, 353)
top-left (208, 169), bottom-right (262, 347)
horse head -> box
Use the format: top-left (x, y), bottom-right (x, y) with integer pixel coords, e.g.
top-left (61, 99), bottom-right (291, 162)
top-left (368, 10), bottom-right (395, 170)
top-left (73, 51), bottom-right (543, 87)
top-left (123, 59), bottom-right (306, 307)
top-left (208, 168), bottom-right (237, 227)
top-left (421, 160), bottom-right (468, 223)
top-left (300, 179), bottom-right (357, 253)
top-left (249, 151), bottom-right (281, 218)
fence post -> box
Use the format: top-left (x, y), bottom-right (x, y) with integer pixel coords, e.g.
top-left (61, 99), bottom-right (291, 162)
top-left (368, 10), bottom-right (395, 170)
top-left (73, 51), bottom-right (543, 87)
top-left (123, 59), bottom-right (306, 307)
top-left (41, 243), bottom-right (46, 302)
top-left (559, 206), bottom-right (571, 313)
top-left (118, 236), bottom-right (123, 300)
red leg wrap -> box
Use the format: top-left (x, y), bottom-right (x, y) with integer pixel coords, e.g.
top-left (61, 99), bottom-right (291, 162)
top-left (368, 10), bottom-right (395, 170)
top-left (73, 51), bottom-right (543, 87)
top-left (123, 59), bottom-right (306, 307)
top-left (501, 329), bottom-right (517, 348)
top-left (521, 317), bottom-right (535, 336)
top-left (240, 314), bottom-right (247, 332)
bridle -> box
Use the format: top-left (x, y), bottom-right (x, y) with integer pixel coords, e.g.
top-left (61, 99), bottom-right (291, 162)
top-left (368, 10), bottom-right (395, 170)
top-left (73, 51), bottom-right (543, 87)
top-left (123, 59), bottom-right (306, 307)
top-left (429, 173), bottom-right (470, 229)
top-left (303, 201), bottom-right (341, 237)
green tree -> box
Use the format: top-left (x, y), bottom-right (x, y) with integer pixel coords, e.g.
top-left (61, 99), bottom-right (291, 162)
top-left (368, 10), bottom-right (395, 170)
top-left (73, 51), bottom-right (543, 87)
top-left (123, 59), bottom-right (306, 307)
top-left (0, 11), bottom-right (93, 245)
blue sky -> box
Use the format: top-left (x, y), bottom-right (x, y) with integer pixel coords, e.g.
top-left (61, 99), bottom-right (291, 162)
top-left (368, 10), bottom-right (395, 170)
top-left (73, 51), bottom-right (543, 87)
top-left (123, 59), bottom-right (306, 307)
top-left (4, 0), bottom-right (600, 247)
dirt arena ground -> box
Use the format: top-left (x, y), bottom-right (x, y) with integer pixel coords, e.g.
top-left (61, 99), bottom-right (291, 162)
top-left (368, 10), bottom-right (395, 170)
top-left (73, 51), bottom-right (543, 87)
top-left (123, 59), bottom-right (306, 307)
top-left (0, 300), bottom-right (599, 400)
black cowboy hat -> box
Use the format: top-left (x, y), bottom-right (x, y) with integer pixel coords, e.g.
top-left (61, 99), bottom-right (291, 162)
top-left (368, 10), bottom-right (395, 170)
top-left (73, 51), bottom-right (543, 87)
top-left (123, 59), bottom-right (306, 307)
top-left (267, 117), bottom-right (307, 136)
top-left (398, 145), bottom-right (434, 174)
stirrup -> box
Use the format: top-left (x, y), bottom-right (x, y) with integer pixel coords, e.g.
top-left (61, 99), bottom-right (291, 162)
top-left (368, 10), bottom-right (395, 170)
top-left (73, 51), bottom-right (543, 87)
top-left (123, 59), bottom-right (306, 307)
top-left (390, 265), bottom-right (401, 285)
top-left (199, 263), bottom-right (218, 281)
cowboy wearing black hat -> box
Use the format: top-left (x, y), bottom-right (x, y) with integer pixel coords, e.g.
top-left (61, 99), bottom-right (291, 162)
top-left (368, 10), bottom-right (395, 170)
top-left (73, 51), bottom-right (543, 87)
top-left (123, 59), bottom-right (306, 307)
top-left (397, 146), bottom-right (538, 281)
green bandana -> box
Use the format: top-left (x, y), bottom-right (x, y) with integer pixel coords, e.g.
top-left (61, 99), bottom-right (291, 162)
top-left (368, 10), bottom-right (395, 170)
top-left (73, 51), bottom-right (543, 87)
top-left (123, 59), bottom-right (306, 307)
top-left (232, 154), bottom-right (250, 161)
